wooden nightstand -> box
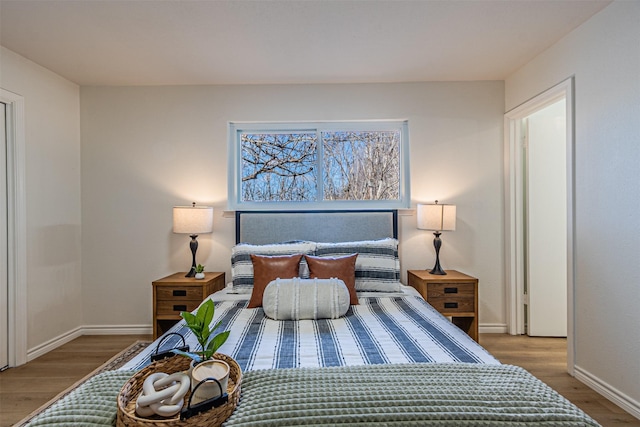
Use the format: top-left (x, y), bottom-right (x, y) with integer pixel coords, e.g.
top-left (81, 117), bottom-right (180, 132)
top-left (152, 272), bottom-right (225, 339)
top-left (407, 270), bottom-right (479, 342)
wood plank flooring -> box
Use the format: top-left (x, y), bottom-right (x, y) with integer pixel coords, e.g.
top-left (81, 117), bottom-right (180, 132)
top-left (480, 334), bottom-right (640, 426)
top-left (0, 334), bottom-right (638, 426)
top-left (0, 334), bottom-right (151, 427)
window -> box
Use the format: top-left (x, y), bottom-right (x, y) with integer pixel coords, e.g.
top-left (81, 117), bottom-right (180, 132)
top-left (228, 121), bottom-right (410, 209)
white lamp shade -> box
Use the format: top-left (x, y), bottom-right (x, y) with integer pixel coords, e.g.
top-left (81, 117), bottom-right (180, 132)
top-left (417, 203), bottom-right (456, 231)
top-left (173, 205), bottom-right (213, 234)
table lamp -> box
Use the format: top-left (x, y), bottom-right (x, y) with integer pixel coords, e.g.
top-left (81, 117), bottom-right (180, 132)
top-left (417, 201), bottom-right (456, 275)
top-left (173, 202), bottom-right (213, 277)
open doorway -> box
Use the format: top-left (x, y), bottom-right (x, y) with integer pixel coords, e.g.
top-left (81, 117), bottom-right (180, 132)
top-left (504, 77), bottom-right (575, 374)
top-left (524, 98), bottom-right (568, 337)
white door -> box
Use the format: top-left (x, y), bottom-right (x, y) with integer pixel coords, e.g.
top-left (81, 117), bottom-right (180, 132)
top-left (525, 98), bottom-right (568, 337)
top-left (1, 101), bottom-right (8, 369)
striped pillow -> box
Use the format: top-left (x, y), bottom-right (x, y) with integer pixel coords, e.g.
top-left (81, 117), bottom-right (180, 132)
top-left (231, 241), bottom-right (316, 288)
top-left (262, 278), bottom-right (350, 320)
top-left (315, 238), bottom-right (401, 292)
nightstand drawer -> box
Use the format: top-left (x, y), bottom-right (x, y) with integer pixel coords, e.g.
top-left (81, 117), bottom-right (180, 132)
top-left (426, 283), bottom-right (475, 298)
top-left (407, 270), bottom-right (478, 342)
top-left (156, 299), bottom-right (201, 316)
top-left (428, 297), bottom-right (474, 313)
top-left (156, 287), bottom-right (203, 301)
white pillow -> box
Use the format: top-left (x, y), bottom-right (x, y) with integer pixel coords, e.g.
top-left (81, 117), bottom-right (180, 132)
top-left (262, 278), bottom-right (350, 320)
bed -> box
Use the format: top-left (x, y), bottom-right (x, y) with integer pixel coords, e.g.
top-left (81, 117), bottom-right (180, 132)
top-left (118, 210), bottom-right (599, 426)
top-left (123, 210), bottom-right (496, 371)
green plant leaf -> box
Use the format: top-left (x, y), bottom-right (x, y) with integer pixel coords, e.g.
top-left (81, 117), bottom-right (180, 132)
top-left (181, 311), bottom-right (197, 326)
top-left (206, 331), bottom-right (230, 355)
top-left (179, 299), bottom-right (229, 360)
top-left (196, 300), bottom-right (215, 330)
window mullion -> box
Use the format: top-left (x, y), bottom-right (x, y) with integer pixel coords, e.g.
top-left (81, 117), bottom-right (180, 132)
top-left (316, 129), bottom-right (324, 202)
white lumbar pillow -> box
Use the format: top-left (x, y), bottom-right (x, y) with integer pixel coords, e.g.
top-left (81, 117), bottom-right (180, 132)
top-left (262, 277), bottom-right (350, 320)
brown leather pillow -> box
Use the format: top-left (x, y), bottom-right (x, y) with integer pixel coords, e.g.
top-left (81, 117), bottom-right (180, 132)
top-left (305, 253), bottom-right (358, 305)
top-left (248, 254), bottom-right (303, 308)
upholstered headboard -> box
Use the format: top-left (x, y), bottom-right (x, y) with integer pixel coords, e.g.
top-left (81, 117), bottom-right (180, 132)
top-left (235, 210), bottom-right (398, 245)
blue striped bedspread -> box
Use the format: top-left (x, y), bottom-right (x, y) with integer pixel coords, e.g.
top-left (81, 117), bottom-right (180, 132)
top-left (120, 289), bottom-right (498, 372)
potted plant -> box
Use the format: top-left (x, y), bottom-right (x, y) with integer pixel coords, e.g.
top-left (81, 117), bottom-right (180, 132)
top-left (174, 299), bottom-right (231, 402)
top-left (194, 264), bottom-right (205, 279)
top-left (173, 299), bottom-right (230, 365)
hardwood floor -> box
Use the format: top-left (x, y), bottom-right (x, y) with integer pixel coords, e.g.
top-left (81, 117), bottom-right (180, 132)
top-left (0, 334), bottom-right (151, 427)
top-left (480, 334), bottom-right (640, 426)
top-left (0, 333), bottom-right (638, 426)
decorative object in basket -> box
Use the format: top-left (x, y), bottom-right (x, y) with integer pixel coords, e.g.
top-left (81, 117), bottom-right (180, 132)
top-left (135, 372), bottom-right (190, 418)
top-left (117, 354), bottom-right (241, 427)
top-left (190, 359), bottom-right (230, 405)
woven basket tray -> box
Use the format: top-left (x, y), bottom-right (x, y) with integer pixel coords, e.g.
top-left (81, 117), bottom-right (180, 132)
top-left (117, 353), bottom-right (241, 427)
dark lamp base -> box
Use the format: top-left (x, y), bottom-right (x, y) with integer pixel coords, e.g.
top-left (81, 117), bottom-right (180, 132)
top-left (184, 234), bottom-right (199, 278)
top-left (429, 266), bottom-right (447, 275)
top-left (429, 231), bottom-right (447, 275)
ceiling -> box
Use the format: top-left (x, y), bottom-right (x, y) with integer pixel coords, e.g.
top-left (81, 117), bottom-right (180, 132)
top-left (0, 0), bottom-right (611, 86)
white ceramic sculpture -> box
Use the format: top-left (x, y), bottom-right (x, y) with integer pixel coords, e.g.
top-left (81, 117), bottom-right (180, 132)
top-left (135, 372), bottom-right (190, 417)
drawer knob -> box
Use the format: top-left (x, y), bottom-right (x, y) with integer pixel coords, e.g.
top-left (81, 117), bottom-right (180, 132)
top-left (173, 305), bottom-right (187, 312)
top-left (444, 302), bottom-right (458, 309)
top-left (444, 287), bottom-right (458, 294)
top-left (173, 290), bottom-right (187, 297)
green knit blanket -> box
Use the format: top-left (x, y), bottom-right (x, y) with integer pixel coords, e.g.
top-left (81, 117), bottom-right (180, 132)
top-left (224, 363), bottom-right (601, 426)
top-left (22, 364), bottom-right (600, 426)
top-left (23, 370), bottom-right (136, 426)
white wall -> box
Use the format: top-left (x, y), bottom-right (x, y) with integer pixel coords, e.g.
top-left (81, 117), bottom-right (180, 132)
top-left (0, 47), bottom-right (82, 352)
top-left (506, 0), bottom-right (640, 414)
top-left (79, 82), bottom-right (506, 330)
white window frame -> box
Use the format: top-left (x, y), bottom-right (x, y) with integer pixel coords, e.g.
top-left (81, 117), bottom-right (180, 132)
top-left (228, 120), bottom-right (410, 210)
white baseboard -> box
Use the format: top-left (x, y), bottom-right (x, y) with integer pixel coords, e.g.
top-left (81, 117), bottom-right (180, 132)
top-left (574, 365), bottom-right (640, 421)
top-left (81, 324), bottom-right (153, 335)
top-left (26, 324), bottom-right (152, 362)
top-left (479, 323), bottom-right (508, 334)
top-left (27, 326), bottom-right (83, 361)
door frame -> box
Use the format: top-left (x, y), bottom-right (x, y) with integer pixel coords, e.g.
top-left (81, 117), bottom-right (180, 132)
top-left (1, 88), bottom-right (27, 367)
top-left (503, 77), bottom-right (575, 375)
